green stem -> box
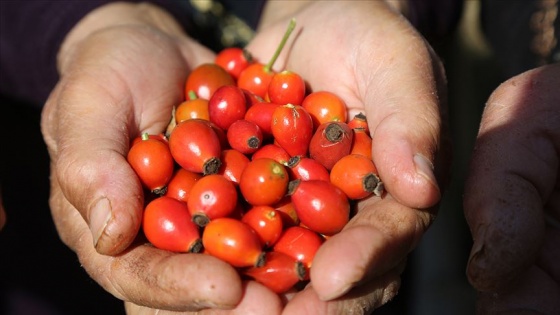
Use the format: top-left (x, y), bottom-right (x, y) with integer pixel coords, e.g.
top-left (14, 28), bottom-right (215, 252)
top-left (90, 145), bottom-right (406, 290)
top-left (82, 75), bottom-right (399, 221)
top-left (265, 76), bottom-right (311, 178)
top-left (188, 90), bottom-right (197, 100)
top-left (264, 18), bottom-right (296, 73)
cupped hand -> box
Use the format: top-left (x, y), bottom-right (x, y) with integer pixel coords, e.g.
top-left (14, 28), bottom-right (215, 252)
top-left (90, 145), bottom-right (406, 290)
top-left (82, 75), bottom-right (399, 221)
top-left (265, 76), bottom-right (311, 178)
top-left (247, 1), bottom-right (449, 313)
top-left (40, 3), bottom-right (283, 314)
top-left (464, 63), bottom-right (560, 314)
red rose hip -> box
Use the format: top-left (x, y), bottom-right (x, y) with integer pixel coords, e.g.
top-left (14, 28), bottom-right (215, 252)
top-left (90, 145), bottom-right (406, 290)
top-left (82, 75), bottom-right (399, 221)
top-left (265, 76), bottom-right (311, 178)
top-left (168, 119), bottom-right (222, 175)
top-left (288, 179), bottom-right (350, 236)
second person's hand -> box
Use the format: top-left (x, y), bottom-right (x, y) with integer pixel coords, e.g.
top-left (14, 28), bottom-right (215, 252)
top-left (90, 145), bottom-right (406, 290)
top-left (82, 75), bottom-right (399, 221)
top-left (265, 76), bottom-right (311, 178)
top-left (464, 63), bottom-right (560, 314)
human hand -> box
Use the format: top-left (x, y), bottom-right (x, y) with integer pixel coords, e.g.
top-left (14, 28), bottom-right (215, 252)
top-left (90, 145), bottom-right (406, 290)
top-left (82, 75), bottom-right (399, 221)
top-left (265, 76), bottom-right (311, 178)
top-left (464, 64), bottom-right (560, 314)
top-left (41, 3), bottom-right (284, 314)
top-left (247, 1), bottom-right (449, 313)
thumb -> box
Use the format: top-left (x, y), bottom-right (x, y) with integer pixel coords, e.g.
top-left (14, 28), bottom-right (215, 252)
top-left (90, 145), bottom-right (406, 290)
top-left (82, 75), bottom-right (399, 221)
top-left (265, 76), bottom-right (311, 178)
top-left (42, 80), bottom-right (146, 255)
top-left (41, 58), bottom-right (185, 255)
top-left (40, 25), bottom-right (195, 255)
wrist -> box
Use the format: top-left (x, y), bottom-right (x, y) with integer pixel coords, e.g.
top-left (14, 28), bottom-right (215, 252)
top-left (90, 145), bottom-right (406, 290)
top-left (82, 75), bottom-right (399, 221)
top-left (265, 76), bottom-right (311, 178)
top-left (58, 2), bottom-right (187, 74)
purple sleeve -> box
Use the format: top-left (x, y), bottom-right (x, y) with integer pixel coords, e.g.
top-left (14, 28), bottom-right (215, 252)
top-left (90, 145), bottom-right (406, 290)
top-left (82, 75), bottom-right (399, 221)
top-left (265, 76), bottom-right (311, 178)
top-left (0, 0), bottom-right (194, 107)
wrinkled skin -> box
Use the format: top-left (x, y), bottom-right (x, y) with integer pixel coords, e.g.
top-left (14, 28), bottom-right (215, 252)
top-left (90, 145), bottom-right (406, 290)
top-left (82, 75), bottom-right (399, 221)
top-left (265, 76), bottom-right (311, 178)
top-left (464, 64), bottom-right (560, 314)
top-left (40, 1), bottom-right (448, 314)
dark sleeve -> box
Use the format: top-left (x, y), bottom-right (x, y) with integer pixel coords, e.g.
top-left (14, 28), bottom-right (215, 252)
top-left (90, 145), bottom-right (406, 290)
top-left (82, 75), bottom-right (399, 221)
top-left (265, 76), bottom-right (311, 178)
top-left (407, 0), bottom-right (464, 42)
top-left (0, 0), bottom-right (195, 108)
top-left (480, 0), bottom-right (560, 78)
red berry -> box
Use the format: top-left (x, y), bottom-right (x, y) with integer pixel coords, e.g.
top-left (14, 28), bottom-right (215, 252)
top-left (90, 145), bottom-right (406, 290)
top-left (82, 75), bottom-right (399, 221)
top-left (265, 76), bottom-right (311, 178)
top-left (288, 179), bottom-right (350, 236)
top-left (243, 251), bottom-right (306, 293)
top-left (286, 155), bottom-right (330, 182)
top-left (302, 91), bottom-right (348, 130)
top-left (168, 119), bottom-right (222, 175)
top-left (330, 154), bottom-right (383, 199)
top-left (187, 174), bottom-right (238, 227)
top-left (309, 121), bottom-right (353, 170)
top-left (244, 101), bottom-right (281, 139)
top-left (271, 104), bottom-right (314, 157)
top-left (217, 149), bottom-right (250, 184)
top-left (164, 168), bottom-right (203, 202)
top-left (227, 119), bottom-right (263, 155)
top-left (127, 133), bottom-right (174, 194)
top-left (273, 225), bottom-right (323, 270)
top-left (202, 217), bottom-right (265, 268)
top-left (215, 47), bottom-right (253, 80)
top-left (185, 63), bottom-right (234, 100)
top-left (239, 158), bottom-right (289, 206)
top-left (208, 85), bottom-right (248, 131)
top-left (267, 70), bottom-right (306, 105)
top-left (143, 196), bottom-right (202, 253)
top-left (241, 205), bottom-right (284, 247)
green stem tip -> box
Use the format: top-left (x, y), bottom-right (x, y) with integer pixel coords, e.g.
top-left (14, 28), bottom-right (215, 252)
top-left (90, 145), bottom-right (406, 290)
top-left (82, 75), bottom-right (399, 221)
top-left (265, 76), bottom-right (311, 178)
top-left (264, 18), bottom-right (296, 73)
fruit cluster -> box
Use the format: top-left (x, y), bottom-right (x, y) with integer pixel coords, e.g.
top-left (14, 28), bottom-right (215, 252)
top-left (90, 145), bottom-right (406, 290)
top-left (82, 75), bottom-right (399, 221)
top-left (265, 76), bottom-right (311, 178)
top-left (126, 19), bottom-right (384, 294)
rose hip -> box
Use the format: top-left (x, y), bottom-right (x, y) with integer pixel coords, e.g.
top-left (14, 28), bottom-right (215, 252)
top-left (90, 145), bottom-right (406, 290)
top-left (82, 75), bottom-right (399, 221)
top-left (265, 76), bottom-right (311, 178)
top-left (168, 119), bottom-right (222, 175)
top-left (309, 121), bottom-right (353, 170)
top-left (330, 154), bottom-right (383, 199)
top-left (243, 251), bottom-right (306, 293)
top-left (227, 119), bottom-right (263, 155)
top-left (271, 104), bottom-right (314, 157)
top-left (208, 85), bottom-right (248, 131)
top-left (187, 174), bottom-right (238, 227)
top-left (202, 217), bottom-right (265, 268)
top-left (288, 179), bottom-right (350, 236)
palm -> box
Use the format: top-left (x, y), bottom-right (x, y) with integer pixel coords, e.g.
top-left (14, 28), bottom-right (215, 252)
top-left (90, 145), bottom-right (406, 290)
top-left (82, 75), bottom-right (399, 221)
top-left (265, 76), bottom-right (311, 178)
top-left (41, 25), bottom-right (283, 313)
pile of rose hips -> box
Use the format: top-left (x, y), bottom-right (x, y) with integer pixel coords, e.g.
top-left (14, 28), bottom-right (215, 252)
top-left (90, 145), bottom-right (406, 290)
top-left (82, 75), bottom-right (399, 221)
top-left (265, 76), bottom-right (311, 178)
top-left (126, 19), bottom-right (384, 294)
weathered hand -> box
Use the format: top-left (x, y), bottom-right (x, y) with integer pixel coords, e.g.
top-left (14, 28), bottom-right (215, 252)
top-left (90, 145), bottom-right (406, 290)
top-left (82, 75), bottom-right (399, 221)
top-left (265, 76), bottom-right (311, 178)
top-left (248, 1), bottom-right (449, 313)
top-left (464, 63), bottom-right (560, 314)
top-left (41, 3), bottom-right (283, 313)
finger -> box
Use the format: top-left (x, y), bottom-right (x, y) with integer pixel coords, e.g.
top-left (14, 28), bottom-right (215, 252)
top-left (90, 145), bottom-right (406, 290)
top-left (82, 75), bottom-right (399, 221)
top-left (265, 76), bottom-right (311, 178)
top-left (309, 194), bottom-right (429, 301)
top-left (464, 64), bottom-right (560, 291)
top-left (475, 266), bottom-right (560, 315)
top-left (282, 263), bottom-right (403, 315)
top-left (206, 281), bottom-right (283, 315)
top-left (124, 281), bottom-right (283, 315)
top-left (356, 32), bottom-right (446, 210)
top-left (41, 27), bottom-right (190, 255)
top-left (476, 227), bottom-right (560, 314)
top-left (49, 179), bottom-right (245, 311)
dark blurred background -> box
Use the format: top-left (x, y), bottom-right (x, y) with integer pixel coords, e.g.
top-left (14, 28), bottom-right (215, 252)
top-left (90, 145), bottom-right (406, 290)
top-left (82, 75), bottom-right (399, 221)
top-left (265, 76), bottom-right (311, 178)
top-left (0, 94), bottom-right (124, 314)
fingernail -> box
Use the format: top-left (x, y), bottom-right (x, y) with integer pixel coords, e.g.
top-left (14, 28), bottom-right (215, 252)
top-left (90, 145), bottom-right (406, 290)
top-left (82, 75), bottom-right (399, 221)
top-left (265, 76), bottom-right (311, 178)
top-left (413, 153), bottom-right (438, 189)
top-left (90, 197), bottom-right (112, 247)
